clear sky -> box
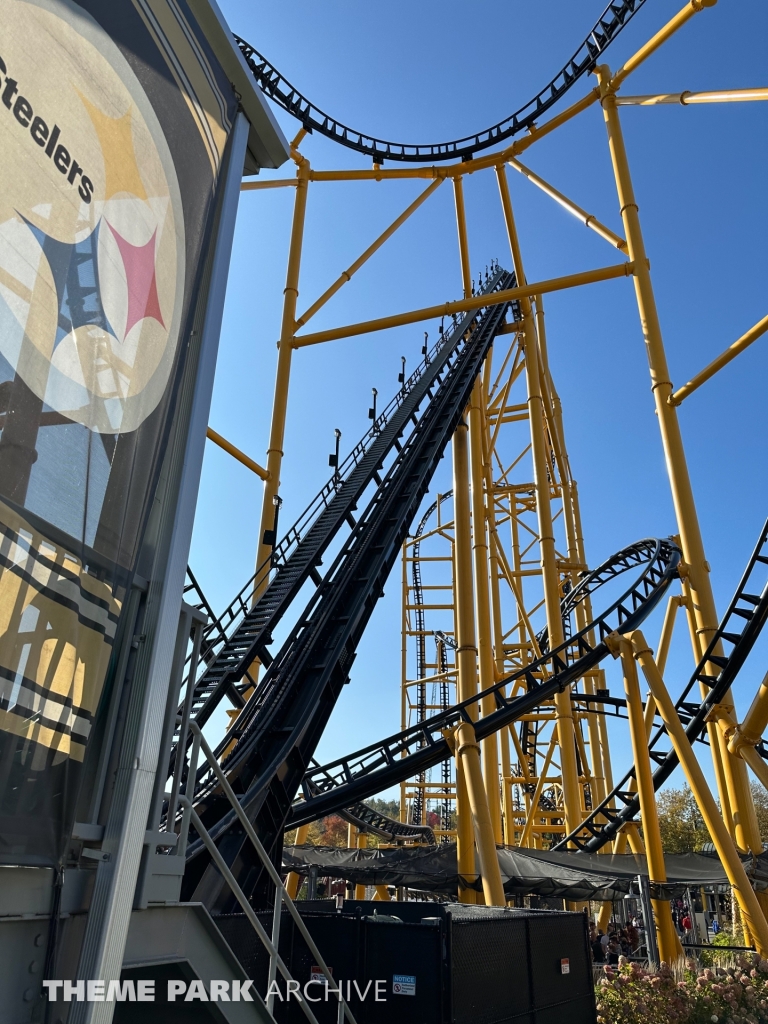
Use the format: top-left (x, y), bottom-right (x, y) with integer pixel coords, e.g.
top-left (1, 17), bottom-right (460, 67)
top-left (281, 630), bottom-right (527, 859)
top-left (190, 0), bottom-right (768, 801)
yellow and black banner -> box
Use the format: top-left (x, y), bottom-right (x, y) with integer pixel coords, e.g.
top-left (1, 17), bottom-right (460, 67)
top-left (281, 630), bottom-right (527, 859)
top-left (0, 0), bottom-right (238, 862)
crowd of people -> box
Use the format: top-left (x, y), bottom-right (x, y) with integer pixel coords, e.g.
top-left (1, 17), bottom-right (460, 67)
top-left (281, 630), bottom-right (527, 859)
top-left (589, 917), bottom-right (645, 963)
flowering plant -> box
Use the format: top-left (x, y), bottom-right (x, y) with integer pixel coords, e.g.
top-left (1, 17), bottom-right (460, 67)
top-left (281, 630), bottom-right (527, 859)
top-left (595, 954), bottom-right (768, 1024)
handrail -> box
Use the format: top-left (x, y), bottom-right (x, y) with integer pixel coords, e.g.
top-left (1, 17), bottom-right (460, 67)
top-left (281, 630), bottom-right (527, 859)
top-left (177, 722), bottom-right (357, 1024)
top-left (234, 0), bottom-right (648, 163)
top-left (181, 270), bottom-right (511, 688)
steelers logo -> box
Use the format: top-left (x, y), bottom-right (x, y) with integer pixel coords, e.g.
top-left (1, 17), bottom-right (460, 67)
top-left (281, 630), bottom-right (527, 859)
top-left (0, 0), bottom-right (185, 434)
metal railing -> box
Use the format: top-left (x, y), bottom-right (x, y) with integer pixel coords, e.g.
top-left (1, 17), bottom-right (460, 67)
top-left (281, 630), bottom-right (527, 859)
top-left (175, 721), bottom-right (357, 1024)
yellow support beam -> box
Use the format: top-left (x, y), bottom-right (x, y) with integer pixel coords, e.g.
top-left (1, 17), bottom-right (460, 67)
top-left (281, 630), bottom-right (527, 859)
top-left (240, 178), bottom-right (298, 190)
top-left (295, 178), bottom-right (443, 329)
top-left (617, 87), bottom-right (768, 106)
top-left (496, 162), bottom-right (583, 840)
top-left (254, 157), bottom-right (310, 598)
top-left (631, 630), bottom-right (768, 956)
top-left (669, 313), bottom-right (768, 405)
top-left (609, 0), bottom-right (718, 91)
top-left (292, 262), bottom-right (635, 348)
top-left (507, 158), bottom-right (626, 252)
top-left (596, 60), bottom-right (762, 857)
top-left (206, 427), bottom-right (270, 481)
top-left (607, 634), bottom-right (679, 962)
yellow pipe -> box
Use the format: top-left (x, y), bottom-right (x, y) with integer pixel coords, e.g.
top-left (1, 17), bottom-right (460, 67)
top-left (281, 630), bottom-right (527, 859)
top-left (656, 593), bottom-right (684, 674)
top-left (285, 823), bottom-right (310, 899)
top-left (617, 87), bottom-right (768, 106)
top-left (729, 670), bottom-right (768, 752)
top-left (517, 735), bottom-right (558, 849)
top-left (610, 0), bottom-right (717, 90)
top-left (355, 831), bottom-right (368, 900)
top-left (715, 709), bottom-right (768, 794)
top-left (206, 427), bottom-right (270, 481)
top-left (292, 261), bottom-right (635, 348)
top-left (254, 157), bottom-right (310, 598)
top-left (496, 163), bottom-right (582, 839)
top-left (452, 419), bottom-right (480, 902)
top-left (631, 630), bottom-right (768, 956)
top-left (483, 377), bottom-right (515, 845)
top-left (469, 377), bottom-right (503, 842)
top-left (240, 178), bottom-right (298, 190)
top-left (295, 179), bottom-right (443, 329)
top-left (596, 63), bottom-right (761, 856)
top-left (452, 177), bottom-right (473, 297)
top-left (607, 634), bottom-right (678, 962)
top-left (669, 314), bottom-right (768, 405)
top-left (455, 719), bottom-right (507, 907)
top-left (508, 158), bottom-right (626, 251)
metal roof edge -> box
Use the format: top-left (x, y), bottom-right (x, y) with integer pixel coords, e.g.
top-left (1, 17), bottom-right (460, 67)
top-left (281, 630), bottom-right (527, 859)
top-left (186, 0), bottom-right (290, 174)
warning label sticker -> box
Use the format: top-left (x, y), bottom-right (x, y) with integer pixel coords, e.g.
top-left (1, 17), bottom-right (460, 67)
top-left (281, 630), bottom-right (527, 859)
top-left (393, 975), bottom-right (416, 996)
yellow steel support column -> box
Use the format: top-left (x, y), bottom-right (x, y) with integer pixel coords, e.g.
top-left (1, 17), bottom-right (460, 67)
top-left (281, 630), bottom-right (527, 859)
top-left (355, 831), bottom-right (368, 900)
top-left (484, 386), bottom-right (514, 845)
top-left (496, 164), bottom-right (582, 838)
top-left (728, 670), bottom-right (768, 755)
top-left (285, 823), bottom-right (310, 899)
top-left (631, 630), bottom-right (768, 955)
top-left (469, 376), bottom-right (503, 842)
top-left (607, 634), bottom-right (678, 962)
top-left (452, 420), bottom-right (504, 902)
top-left (455, 719), bottom-right (507, 907)
top-left (453, 419), bottom-right (479, 902)
top-left (452, 173), bottom-right (478, 902)
top-left (254, 157), bottom-right (310, 595)
top-left (596, 64), bottom-right (761, 855)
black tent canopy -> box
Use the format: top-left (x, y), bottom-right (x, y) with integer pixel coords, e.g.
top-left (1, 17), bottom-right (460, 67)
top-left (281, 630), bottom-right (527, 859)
top-left (283, 843), bottom-right (768, 901)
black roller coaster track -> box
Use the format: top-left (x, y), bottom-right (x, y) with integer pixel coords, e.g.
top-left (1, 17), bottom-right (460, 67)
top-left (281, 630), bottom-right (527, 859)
top-left (181, 272), bottom-right (517, 908)
top-left (170, 268), bottom-right (513, 779)
top-left (286, 536), bottom-right (681, 829)
top-left (553, 516), bottom-right (768, 852)
top-left (235, 0), bottom-right (648, 164)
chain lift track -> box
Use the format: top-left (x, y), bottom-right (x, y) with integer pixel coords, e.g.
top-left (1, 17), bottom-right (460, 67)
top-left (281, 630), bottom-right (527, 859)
top-left (234, 0), bottom-right (648, 164)
top-left (181, 274), bottom-right (517, 905)
top-left (170, 270), bottom-right (512, 777)
top-left (286, 537), bottom-right (681, 828)
top-left (553, 517), bottom-right (768, 851)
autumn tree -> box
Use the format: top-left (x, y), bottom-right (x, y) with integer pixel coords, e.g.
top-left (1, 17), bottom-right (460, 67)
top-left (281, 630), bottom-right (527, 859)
top-left (656, 786), bottom-right (709, 853)
top-left (750, 781), bottom-right (768, 846)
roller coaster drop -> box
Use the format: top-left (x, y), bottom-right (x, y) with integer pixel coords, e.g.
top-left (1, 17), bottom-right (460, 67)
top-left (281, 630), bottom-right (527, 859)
top-left (174, 0), bottom-right (768, 957)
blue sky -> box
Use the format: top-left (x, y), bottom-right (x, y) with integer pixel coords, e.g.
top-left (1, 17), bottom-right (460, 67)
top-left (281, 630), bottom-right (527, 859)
top-left (190, 0), bottom-right (768, 800)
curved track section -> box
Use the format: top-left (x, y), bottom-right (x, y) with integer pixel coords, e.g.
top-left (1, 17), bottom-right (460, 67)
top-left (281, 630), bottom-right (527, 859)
top-left (235, 0), bottom-right (648, 164)
top-left (554, 517), bottom-right (768, 852)
top-left (339, 803), bottom-right (435, 845)
top-left (287, 537), bottom-right (681, 829)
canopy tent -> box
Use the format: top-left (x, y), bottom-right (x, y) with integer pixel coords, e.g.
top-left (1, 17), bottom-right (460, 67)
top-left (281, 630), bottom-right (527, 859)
top-left (283, 843), bottom-right (768, 902)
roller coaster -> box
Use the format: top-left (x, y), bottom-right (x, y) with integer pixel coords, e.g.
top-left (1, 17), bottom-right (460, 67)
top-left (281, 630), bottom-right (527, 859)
top-left (172, 0), bottom-right (768, 960)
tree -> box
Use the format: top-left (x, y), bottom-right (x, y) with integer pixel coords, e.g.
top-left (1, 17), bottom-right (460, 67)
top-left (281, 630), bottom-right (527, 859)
top-left (750, 780), bottom-right (768, 846)
top-left (656, 786), bottom-right (709, 853)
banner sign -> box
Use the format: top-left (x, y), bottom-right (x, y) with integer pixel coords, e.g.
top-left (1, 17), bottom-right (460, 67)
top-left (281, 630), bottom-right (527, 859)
top-left (0, 0), bottom-right (238, 863)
